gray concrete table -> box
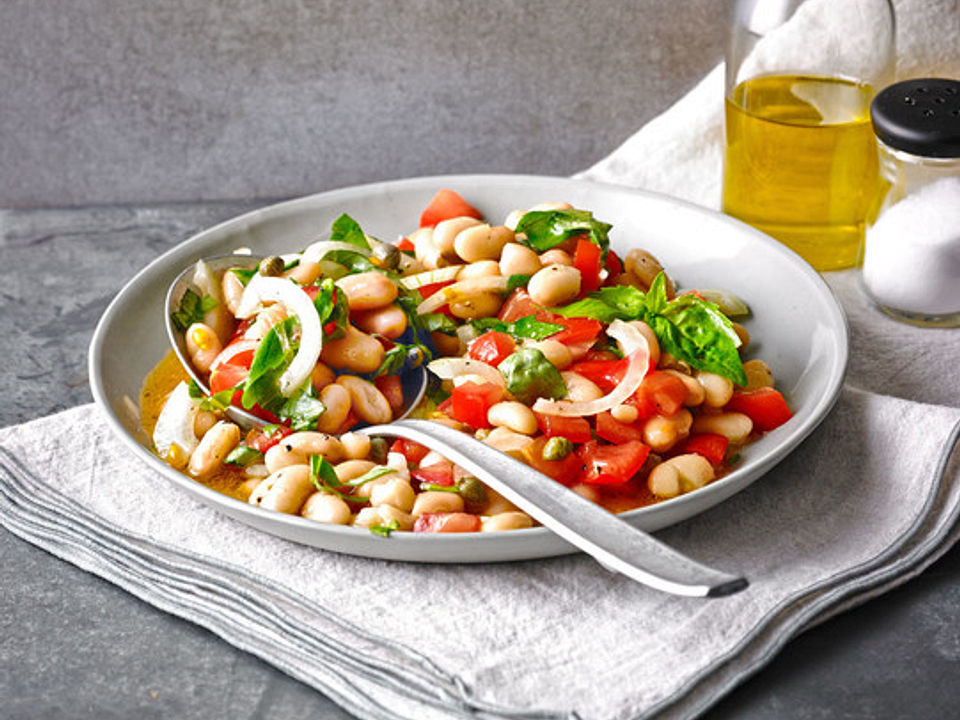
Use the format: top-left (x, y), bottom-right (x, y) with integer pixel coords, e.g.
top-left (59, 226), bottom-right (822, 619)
top-left (1, 202), bottom-right (958, 719)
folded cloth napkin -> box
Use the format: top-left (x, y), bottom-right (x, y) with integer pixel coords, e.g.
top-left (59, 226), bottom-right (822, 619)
top-left (4, 1), bottom-right (960, 719)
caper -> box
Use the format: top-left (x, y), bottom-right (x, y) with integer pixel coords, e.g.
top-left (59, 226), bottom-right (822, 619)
top-left (474, 428), bottom-right (491, 441)
top-left (406, 345), bottom-right (424, 368)
top-left (369, 436), bottom-right (389, 465)
top-left (370, 240), bottom-right (401, 270)
top-left (259, 256), bottom-right (285, 277)
top-left (542, 436), bottom-right (573, 461)
top-left (457, 476), bottom-right (488, 505)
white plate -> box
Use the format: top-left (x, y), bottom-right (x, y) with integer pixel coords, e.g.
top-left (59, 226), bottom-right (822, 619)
top-left (88, 174), bottom-right (848, 563)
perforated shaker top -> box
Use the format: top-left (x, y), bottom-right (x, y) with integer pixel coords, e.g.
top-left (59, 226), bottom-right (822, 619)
top-left (871, 78), bottom-right (960, 158)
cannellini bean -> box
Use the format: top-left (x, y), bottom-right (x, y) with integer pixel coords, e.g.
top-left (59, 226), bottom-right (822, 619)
top-left (221, 270), bottom-right (245, 316)
top-left (431, 331), bottom-right (462, 356)
top-left (334, 459), bottom-right (378, 481)
top-left (499, 243), bottom-right (542, 277)
top-left (528, 201), bottom-right (573, 212)
top-left (285, 260), bottom-right (322, 285)
top-left (610, 404), bottom-right (639, 424)
top-left (185, 322), bottom-right (223, 374)
top-left (411, 227), bottom-right (444, 270)
top-left (642, 409), bottom-right (693, 453)
top-left (662, 369), bottom-right (705, 406)
top-left (249, 464), bottom-right (313, 514)
top-left (696, 371), bottom-right (734, 408)
top-left (448, 292), bottom-right (503, 319)
top-left (648, 453), bottom-right (715, 498)
top-left (188, 421), bottom-right (241, 477)
top-left (627, 320), bottom-right (660, 367)
top-left (351, 304), bottom-right (408, 339)
top-left (340, 432), bottom-right (371, 460)
top-left (193, 410), bottom-right (218, 438)
top-left (482, 511), bottom-right (534, 532)
top-left (487, 401), bottom-right (538, 435)
top-left (454, 224), bottom-right (512, 263)
top-left (433, 217), bottom-right (484, 258)
top-left (483, 426), bottom-right (536, 456)
top-left (538, 248), bottom-right (574, 266)
top-left (504, 209), bottom-right (525, 230)
top-left (284, 432), bottom-right (345, 461)
top-left (624, 248), bottom-right (670, 290)
top-left (561, 371), bottom-right (604, 402)
top-left (335, 271), bottom-right (398, 311)
top-left (264, 443), bottom-right (305, 473)
top-left (244, 303), bottom-right (287, 342)
top-left (732, 322), bottom-right (750, 349)
top-left (336, 375), bottom-right (393, 424)
top-left (526, 339), bottom-right (572, 370)
top-left (527, 265), bottom-right (581, 307)
top-left (353, 504), bottom-right (415, 531)
top-left (691, 412), bottom-right (753, 443)
top-left (458, 259), bottom-right (501, 280)
top-left (311, 362), bottom-right (336, 391)
top-left (481, 488), bottom-right (521, 515)
top-left (301, 492), bottom-right (352, 524)
top-left (370, 478), bottom-right (416, 512)
top-left (743, 359), bottom-right (775, 391)
top-left (570, 483), bottom-right (600, 504)
top-left (320, 325), bottom-right (385, 374)
top-left (315, 383), bottom-right (352, 434)
top-left (412, 491), bottom-right (465, 516)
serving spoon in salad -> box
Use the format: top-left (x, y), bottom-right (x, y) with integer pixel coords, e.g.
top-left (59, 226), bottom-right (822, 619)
top-left (166, 254), bottom-right (747, 598)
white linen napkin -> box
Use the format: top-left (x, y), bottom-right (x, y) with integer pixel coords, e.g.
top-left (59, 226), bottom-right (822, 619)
top-left (4, 1), bottom-right (960, 718)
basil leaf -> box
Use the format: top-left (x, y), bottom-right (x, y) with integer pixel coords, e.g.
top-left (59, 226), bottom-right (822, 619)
top-left (498, 348), bottom-right (567, 405)
top-left (312, 277), bottom-right (349, 340)
top-left (656, 294), bottom-right (746, 386)
top-left (340, 466), bottom-right (395, 487)
top-left (224, 445), bottom-right (263, 467)
top-left (421, 312), bottom-right (458, 335)
top-left (506, 274), bottom-right (531, 293)
top-left (514, 209), bottom-right (612, 257)
top-left (309, 454), bottom-right (371, 503)
top-left (281, 383), bottom-right (326, 431)
top-left (171, 289), bottom-right (218, 332)
top-left (230, 267), bottom-right (258, 286)
top-left (323, 249), bottom-right (379, 274)
top-left (554, 285), bottom-right (649, 323)
top-left (187, 379), bottom-right (236, 412)
top-left (329, 213), bottom-right (372, 251)
top-left (421, 483), bottom-right (460, 493)
top-left (509, 315), bottom-right (563, 340)
top-left (369, 519), bottom-right (400, 537)
top-left (241, 316), bottom-right (298, 413)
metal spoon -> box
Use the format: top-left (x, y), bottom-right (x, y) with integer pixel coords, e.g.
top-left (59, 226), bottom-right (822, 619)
top-left (359, 419), bottom-right (748, 598)
top-left (164, 253), bottom-right (427, 428)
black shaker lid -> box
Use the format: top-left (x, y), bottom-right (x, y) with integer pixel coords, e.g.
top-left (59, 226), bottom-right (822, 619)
top-left (871, 78), bottom-right (960, 158)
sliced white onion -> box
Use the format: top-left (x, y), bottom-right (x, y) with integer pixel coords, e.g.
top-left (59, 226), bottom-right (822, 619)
top-left (397, 265), bottom-right (464, 290)
top-left (456, 323), bottom-right (478, 348)
top-left (608, 318), bottom-right (646, 355)
top-left (191, 259), bottom-right (223, 302)
top-left (533, 334), bottom-right (650, 417)
top-left (236, 276), bottom-right (322, 397)
top-left (153, 382), bottom-right (200, 462)
top-left (209, 339), bottom-right (259, 374)
top-left (416, 276), bottom-right (510, 314)
top-left (300, 240), bottom-right (373, 265)
top-left (427, 357), bottom-right (506, 388)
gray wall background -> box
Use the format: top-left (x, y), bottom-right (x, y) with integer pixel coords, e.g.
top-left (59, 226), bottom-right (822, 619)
top-left (1, 0), bottom-right (726, 208)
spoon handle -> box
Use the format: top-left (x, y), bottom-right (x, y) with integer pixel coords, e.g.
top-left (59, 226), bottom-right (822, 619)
top-left (359, 419), bottom-right (748, 598)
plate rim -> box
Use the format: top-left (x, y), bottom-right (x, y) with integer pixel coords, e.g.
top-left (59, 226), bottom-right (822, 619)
top-left (88, 173), bottom-right (849, 557)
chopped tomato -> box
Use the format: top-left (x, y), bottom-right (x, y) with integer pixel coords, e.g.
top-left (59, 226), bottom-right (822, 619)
top-left (418, 280), bottom-right (455, 299)
top-left (579, 440), bottom-right (650, 485)
top-left (632, 370), bottom-right (688, 419)
top-left (411, 461), bottom-right (455, 487)
top-left (450, 381), bottom-right (504, 429)
top-left (677, 433), bottom-right (729, 467)
top-left (414, 512), bottom-right (482, 533)
top-left (583, 348), bottom-right (621, 362)
top-left (436, 396), bottom-right (454, 416)
top-left (568, 357), bottom-right (628, 394)
top-left (468, 330), bottom-right (516, 367)
top-left (419, 189), bottom-right (483, 228)
top-left (208, 343), bottom-right (255, 395)
top-left (521, 437), bottom-right (584, 484)
top-left (335, 409), bottom-right (360, 435)
top-left (374, 374), bottom-right (404, 417)
top-left (245, 425), bottom-right (293, 453)
top-left (605, 250), bottom-right (622, 277)
top-left (573, 237), bottom-right (602, 294)
top-left (535, 413), bottom-right (593, 444)
top-left (498, 288), bottom-right (541, 323)
top-left (547, 316), bottom-right (603, 346)
top-left (725, 388), bottom-right (793, 432)
top-left (396, 237), bottom-right (415, 252)
top-left (390, 438), bottom-right (430, 464)
top-left (595, 411), bottom-right (645, 444)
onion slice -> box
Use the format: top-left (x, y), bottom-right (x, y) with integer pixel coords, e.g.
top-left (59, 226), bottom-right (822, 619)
top-left (152, 382), bottom-right (200, 462)
top-left (236, 276), bottom-right (322, 397)
top-left (300, 240), bottom-right (373, 265)
top-left (427, 357), bottom-right (506, 388)
top-left (533, 323), bottom-right (650, 417)
top-left (416, 276), bottom-right (510, 314)
top-left (608, 319), bottom-right (646, 355)
top-left (397, 265), bottom-right (464, 290)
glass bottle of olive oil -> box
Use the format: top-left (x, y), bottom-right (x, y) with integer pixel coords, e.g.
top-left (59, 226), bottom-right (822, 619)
top-left (723, 75), bottom-right (879, 271)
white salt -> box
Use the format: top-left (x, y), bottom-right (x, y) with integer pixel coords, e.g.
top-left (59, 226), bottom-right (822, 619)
top-left (862, 177), bottom-right (960, 315)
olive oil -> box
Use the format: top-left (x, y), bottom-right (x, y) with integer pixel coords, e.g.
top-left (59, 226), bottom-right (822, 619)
top-left (723, 75), bottom-right (878, 271)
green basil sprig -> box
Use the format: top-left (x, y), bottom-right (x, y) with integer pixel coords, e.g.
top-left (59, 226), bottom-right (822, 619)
top-left (514, 208), bottom-right (612, 258)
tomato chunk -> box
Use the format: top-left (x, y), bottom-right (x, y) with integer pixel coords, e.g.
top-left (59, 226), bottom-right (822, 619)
top-left (411, 461), bottom-right (455, 487)
top-left (414, 512), bottom-right (482, 533)
top-left (498, 288), bottom-right (541, 323)
top-left (677, 433), bottom-right (729, 466)
top-left (546, 315), bottom-right (603, 346)
top-left (245, 425), bottom-right (293, 453)
top-left (633, 370), bottom-right (688, 419)
top-left (595, 411), bottom-right (645, 444)
top-left (573, 237), bottom-right (602, 294)
top-left (468, 331), bottom-right (516, 368)
top-left (374, 374), bottom-right (404, 417)
top-left (419, 189), bottom-right (483, 228)
top-left (521, 437), bottom-right (584, 484)
top-left (390, 438), bottom-right (430, 464)
top-left (396, 237), bottom-right (415, 252)
top-left (535, 413), bottom-right (593, 444)
top-left (450, 381), bottom-right (504, 429)
top-left (725, 388), bottom-right (793, 431)
top-left (568, 358), bottom-right (628, 394)
top-left (579, 440), bottom-right (650, 485)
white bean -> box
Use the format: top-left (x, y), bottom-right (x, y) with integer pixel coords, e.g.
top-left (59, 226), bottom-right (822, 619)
top-left (743, 359), bottom-right (775, 391)
top-left (249, 464), bottom-right (313, 514)
top-left (412, 491), bottom-right (465, 516)
top-left (482, 511), bottom-right (534, 532)
top-left (188, 421), bottom-right (240, 477)
top-left (538, 248), bottom-right (574, 266)
top-left (369, 478), bottom-right (416, 512)
top-left (340, 432), bottom-right (371, 460)
top-left (184, 322), bottom-right (223, 374)
top-left (335, 271), bottom-right (398, 311)
top-left (315, 383), bottom-right (353, 434)
top-left (526, 339), bottom-right (572, 370)
top-left (320, 325), bottom-right (385, 374)
top-left (691, 412), bottom-right (753, 443)
top-left (662, 369), bottom-right (705, 406)
top-left (648, 454), bottom-right (715, 498)
top-left (221, 270), bottom-right (245, 316)
top-left (433, 217), bottom-right (483, 258)
top-left (351, 304), bottom-right (408, 340)
top-left (336, 375), bottom-right (393, 424)
top-left (561, 371), bottom-right (604, 402)
top-left (301, 492), bottom-right (352, 524)
top-left (458, 260), bottom-right (501, 280)
top-left (642, 409), bottom-right (693, 453)
top-left (527, 265), bottom-right (581, 307)
top-left (499, 243), bottom-right (542, 277)
top-left (487, 401), bottom-right (538, 435)
top-left (696, 371), bottom-right (734, 408)
top-left (454, 224), bottom-right (512, 263)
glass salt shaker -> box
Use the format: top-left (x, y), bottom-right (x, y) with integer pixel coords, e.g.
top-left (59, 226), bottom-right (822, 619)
top-left (861, 78), bottom-right (960, 327)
